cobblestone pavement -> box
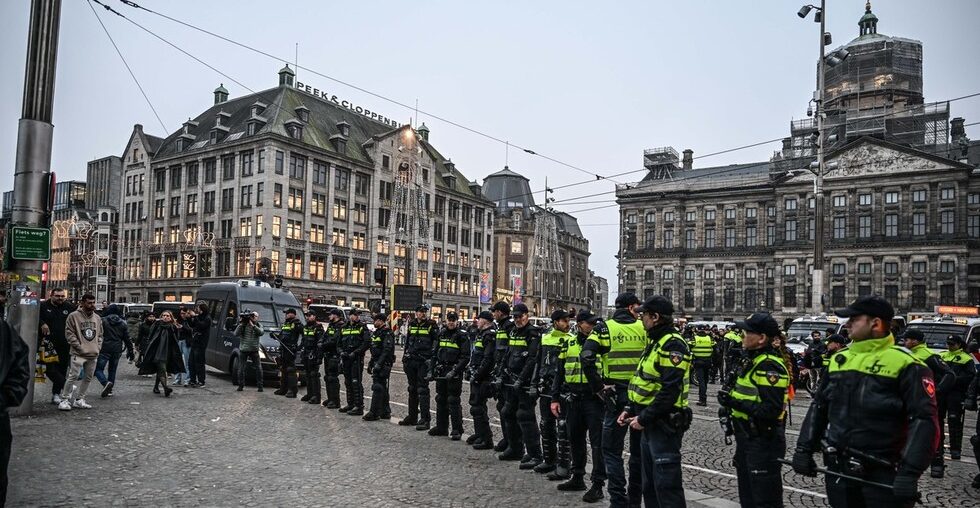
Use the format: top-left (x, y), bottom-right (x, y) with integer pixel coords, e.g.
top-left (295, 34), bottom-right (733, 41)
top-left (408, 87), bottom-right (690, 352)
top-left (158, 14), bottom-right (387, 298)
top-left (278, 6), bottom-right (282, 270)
top-left (8, 355), bottom-right (980, 507)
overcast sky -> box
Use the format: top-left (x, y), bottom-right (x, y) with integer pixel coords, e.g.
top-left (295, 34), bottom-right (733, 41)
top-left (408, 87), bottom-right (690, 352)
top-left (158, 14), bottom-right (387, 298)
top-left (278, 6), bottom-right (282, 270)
top-left (2, 0), bottom-right (979, 305)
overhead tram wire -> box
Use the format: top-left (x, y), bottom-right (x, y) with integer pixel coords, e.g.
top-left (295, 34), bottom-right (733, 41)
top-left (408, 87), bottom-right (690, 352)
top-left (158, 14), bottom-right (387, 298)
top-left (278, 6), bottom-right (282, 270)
top-left (112, 0), bottom-right (624, 185)
top-left (87, 0), bottom-right (167, 133)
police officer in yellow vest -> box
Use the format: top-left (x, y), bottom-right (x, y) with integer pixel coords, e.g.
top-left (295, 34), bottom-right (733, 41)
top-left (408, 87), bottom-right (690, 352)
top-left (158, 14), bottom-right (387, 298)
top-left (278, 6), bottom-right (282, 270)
top-left (273, 308), bottom-right (303, 398)
top-left (427, 311), bottom-right (470, 440)
top-left (793, 296), bottom-right (938, 507)
top-left (490, 301), bottom-right (517, 453)
top-left (689, 326), bottom-right (715, 406)
top-left (550, 310), bottom-right (606, 502)
top-left (723, 327), bottom-right (743, 383)
top-left (936, 335), bottom-right (975, 469)
top-left (399, 305), bottom-right (437, 429)
top-left (581, 292), bottom-right (646, 508)
top-left (619, 295), bottom-right (692, 508)
top-left (717, 312), bottom-right (789, 508)
top-left (534, 309), bottom-right (575, 476)
top-left (899, 328), bottom-right (955, 478)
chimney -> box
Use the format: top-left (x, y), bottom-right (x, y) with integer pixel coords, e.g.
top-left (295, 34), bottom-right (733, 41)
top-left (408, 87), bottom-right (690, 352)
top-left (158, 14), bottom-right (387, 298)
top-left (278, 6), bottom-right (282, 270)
top-left (682, 149), bottom-right (693, 170)
top-left (213, 84), bottom-right (228, 105)
top-left (951, 117), bottom-right (966, 143)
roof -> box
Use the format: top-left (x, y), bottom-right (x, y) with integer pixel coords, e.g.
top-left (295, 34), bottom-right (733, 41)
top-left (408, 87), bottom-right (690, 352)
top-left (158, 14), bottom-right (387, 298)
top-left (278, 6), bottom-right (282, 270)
top-left (417, 137), bottom-right (486, 200)
top-left (638, 161), bottom-right (770, 184)
top-left (144, 134), bottom-right (165, 155)
top-left (481, 166), bottom-right (536, 215)
top-left (553, 211), bottom-right (583, 237)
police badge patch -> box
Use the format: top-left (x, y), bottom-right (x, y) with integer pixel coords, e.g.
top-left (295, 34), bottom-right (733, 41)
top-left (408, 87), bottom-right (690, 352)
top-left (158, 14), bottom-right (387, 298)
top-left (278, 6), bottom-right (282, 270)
top-left (765, 371), bottom-right (780, 385)
top-left (669, 351), bottom-right (683, 366)
top-left (922, 377), bottom-right (936, 398)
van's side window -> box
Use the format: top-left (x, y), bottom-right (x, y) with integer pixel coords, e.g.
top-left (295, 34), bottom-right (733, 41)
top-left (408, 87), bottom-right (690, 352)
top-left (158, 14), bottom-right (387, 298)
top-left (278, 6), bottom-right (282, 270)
top-left (969, 326), bottom-right (980, 348)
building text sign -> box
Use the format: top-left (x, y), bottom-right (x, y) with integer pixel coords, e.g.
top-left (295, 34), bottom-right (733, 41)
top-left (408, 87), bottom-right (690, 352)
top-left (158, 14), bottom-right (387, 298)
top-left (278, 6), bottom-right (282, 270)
top-left (294, 82), bottom-right (402, 128)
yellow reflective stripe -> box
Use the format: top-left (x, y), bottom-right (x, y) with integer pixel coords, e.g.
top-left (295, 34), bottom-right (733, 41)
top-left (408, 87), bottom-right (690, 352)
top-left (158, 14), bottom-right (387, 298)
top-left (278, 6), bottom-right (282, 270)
top-left (607, 349), bottom-right (645, 358)
top-left (439, 341), bottom-right (460, 349)
top-left (732, 384), bottom-right (759, 397)
top-left (509, 339), bottom-right (527, 347)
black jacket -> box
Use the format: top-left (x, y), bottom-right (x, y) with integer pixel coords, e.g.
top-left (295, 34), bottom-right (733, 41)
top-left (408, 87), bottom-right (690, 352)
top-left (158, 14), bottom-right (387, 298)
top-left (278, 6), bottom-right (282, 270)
top-left (470, 325), bottom-right (497, 383)
top-left (300, 323), bottom-right (325, 364)
top-left (504, 322), bottom-right (542, 387)
top-left (1, 321), bottom-right (30, 412)
top-left (39, 299), bottom-right (74, 350)
top-left (339, 320), bottom-right (371, 357)
top-left (404, 318), bottom-right (437, 360)
top-left (279, 317), bottom-right (303, 349)
top-left (321, 319), bottom-right (343, 357)
top-left (137, 322), bottom-right (185, 375)
top-left (100, 313), bottom-right (134, 356)
top-left (431, 326), bottom-right (470, 377)
top-left (188, 314), bottom-right (213, 349)
top-left (368, 326), bottom-right (396, 371)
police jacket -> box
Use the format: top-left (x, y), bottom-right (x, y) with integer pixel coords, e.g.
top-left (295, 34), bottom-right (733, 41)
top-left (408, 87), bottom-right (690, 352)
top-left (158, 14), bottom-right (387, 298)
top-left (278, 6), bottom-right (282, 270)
top-left (339, 320), bottom-right (371, 357)
top-left (909, 343), bottom-right (954, 396)
top-left (504, 322), bottom-right (542, 387)
top-left (626, 322), bottom-right (691, 427)
top-left (492, 317), bottom-right (514, 376)
top-left (537, 328), bottom-right (571, 387)
top-left (404, 318), bottom-right (437, 360)
top-left (470, 325), bottom-right (497, 383)
top-left (723, 346), bottom-right (789, 428)
top-left (432, 326), bottom-right (470, 376)
top-left (796, 335), bottom-right (938, 477)
top-left (321, 319), bottom-right (343, 356)
top-left (551, 331), bottom-right (601, 397)
top-left (279, 317), bottom-right (303, 349)
top-left (368, 325), bottom-right (396, 370)
top-left (941, 349), bottom-right (975, 397)
top-left (299, 323), bottom-right (325, 364)
top-left (581, 308), bottom-right (647, 387)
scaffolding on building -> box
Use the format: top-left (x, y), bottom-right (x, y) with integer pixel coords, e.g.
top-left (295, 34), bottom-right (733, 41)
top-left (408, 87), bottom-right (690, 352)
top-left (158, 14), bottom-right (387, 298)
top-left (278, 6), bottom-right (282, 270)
top-left (643, 146), bottom-right (680, 180)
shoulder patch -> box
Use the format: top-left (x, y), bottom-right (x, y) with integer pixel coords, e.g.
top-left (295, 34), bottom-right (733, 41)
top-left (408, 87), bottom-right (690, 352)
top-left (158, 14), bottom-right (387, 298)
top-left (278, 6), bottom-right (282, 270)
top-left (922, 377), bottom-right (936, 399)
top-left (669, 351), bottom-right (684, 366)
top-left (765, 371), bottom-right (781, 385)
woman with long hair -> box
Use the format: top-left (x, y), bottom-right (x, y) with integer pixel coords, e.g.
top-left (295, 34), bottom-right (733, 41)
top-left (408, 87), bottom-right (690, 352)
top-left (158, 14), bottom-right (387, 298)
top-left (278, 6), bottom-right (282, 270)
top-left (137, 311), bottom-right (185, 397)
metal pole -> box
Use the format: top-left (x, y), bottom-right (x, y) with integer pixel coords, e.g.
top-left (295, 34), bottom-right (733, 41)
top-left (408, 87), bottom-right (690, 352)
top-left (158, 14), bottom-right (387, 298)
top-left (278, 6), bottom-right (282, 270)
top-left (811, 0), bottom-right (827, 315)
top-left (7, 0), bottom-right (62, 417)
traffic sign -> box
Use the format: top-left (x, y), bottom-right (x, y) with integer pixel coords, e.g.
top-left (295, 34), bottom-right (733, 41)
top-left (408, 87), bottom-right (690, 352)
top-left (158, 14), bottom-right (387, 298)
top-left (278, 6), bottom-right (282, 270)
top-left (10, 226), bottom-right (51, 261)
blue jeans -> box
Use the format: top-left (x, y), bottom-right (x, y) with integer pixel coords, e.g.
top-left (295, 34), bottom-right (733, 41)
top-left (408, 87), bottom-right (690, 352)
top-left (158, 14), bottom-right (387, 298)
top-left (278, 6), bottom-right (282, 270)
top-left (639, 422), bottom-right (686, 508)
top-left (94, 351), bottom-right (121, 386)
top-left (173, 340), bottom-right (190, 383)
top-left (603, 385), bottom-right (642, 508)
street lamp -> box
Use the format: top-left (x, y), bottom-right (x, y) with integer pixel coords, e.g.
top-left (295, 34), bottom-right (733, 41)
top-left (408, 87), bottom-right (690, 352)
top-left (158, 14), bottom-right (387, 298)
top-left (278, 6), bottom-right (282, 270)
top-left (798, 0), bottom-right (847, 314)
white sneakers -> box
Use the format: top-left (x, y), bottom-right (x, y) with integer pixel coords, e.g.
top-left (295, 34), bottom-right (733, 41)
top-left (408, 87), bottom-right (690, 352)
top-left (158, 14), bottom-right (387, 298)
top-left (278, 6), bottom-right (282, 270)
top-left (52, 394), bottom-right (62, 405)
top-left (73, 399), bottom-right (92, 409)
top-left (58, 399), bottom-right (72, 411)
top-left (57, 397), bottom-right (92, 411)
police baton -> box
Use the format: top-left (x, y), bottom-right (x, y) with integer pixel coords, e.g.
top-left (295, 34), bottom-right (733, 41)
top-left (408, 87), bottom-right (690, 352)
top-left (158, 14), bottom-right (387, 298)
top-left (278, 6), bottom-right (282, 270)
top-left (776, 458), bottom-right (922, 504)
top-left (269, 332), bottom-right (296, 356)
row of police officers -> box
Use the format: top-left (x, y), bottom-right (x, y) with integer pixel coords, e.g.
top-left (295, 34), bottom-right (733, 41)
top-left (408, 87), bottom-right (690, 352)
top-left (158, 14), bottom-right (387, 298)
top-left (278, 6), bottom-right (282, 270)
top-left (272, 293), bottom-right (979, 507)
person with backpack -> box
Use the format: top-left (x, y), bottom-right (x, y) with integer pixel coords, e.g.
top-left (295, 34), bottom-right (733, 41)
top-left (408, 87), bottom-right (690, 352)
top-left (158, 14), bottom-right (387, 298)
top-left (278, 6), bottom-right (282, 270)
top-left (94, 304), bottom-right (134, 398)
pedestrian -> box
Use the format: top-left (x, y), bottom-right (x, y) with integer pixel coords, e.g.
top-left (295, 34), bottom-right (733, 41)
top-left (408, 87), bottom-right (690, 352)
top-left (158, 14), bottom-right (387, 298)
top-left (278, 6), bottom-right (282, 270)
top-left (186, 303), bottom-right (212, 388)
top-left (338, 308), bottom-right (371, 416)
top-left (963, 368), bottom-right (979, 488)
top-left (137, 310), bottom-right (184, 397)
top-left (398, 305), bottom-right (437, 430)
top-left (135, 312), bottom-right (156, 370)
top-left (490, 301), bottom-right (516, 453)
top-left (319, 309), bottom-right (343, 408)
top-left (57, 294), bottom-right (104, 411)
top-left (172, 307), bottom-right (193, 386)
top-left (273, 307), bottom-right (301, 398)
top-left (497, 303), bottom-right (543, 469)
top-left (620, 295), bottom-right (691, 508)
top-left (689, 326), bottom-right (714, 406)
top-left (428, 311), bottom-right (469, 440)
top-left (299, 311), bottom-right (324, 405)
top-left (934, 334), bottom-right (975, 472)
top-left (363, 313), bottom-right (395, 421)
top-left (1, 319), bottom-right (30, 508)
top-left (717, 312), bottom-right (789, 508)
top-left (38, 288), bottom-right (74, 404)
top-left (467, 311), bottom-right (498, 450)
top-left (550, 310), bottom-right (606, 502)
top-left (534, 309), bottom-right (574, 475)
top-left (580, 293), bottom-right (646, 508)
top-left (234, 310), bottom-right (264, 392)
top-left (900, 328), bottom-right (954, 479)
top-left (94, 304), bottom-right (134, 398)
top-left (792, 296), bottom-right (938, 507)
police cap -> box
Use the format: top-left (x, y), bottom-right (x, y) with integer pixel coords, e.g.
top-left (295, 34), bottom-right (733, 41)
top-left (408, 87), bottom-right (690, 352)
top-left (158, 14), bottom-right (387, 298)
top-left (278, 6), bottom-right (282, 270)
top-left (329, 308), bottom-right (344, 318)
top-left (735, 312), bottom-right (780, 338)
top-left (946, 334), bottom-right (965, 346)
top-left (491, 301), bottom-right (511, 315)
top-left (446, 311), bottom-right (459, 322)
top-left (551, 309), bottom-right (572, 321)
top-left (576, 310), bottom-right (601, 325)
top-left (901, 328), bottom-right (925, 343)
top-left (477, 310), bottom-right (494, 321)
top-left (372, 313), bottom-right (387, 322)
top-left (638, 296), bottom-right (674, 317)
top-left (512, 303), bottom-right (529, 317)
top-left (826, 333), bottom-right (849, 346)
top-left (284, 308), bottom-right (297, 315)
top-left (834, 295), bottom-right (894, 323)
top-left (415, 305), bottom-right (428, 313)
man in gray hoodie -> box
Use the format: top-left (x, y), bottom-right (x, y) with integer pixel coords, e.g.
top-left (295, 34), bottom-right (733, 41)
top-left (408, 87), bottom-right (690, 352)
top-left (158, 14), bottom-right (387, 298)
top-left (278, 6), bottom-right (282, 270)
top-left (58, 294), bottom-right (104, 411)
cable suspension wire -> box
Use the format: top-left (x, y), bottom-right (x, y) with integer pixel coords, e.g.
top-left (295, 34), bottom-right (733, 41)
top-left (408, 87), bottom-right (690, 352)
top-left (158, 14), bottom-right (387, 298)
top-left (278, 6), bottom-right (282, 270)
top-left (87, 0), bottom-right (167, 132)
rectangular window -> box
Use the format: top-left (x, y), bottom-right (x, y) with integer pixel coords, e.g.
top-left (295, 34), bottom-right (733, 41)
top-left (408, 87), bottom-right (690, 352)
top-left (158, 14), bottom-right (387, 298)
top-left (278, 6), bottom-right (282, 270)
top-left (705, 209), bottom-right (716, 221)
top-left (186, 194), bottom-right (198, 215)
top-left (941, 211), bottom-right (955, 234)
top-left (289, 154), bottom-right (306, 180)
top-left (685, 229), bottom-right (695, 249)
top-left (170, 166), bottom-right (182, 190)
top-left (941, 187), bottom-right (955, 200)
top-left (275, 151), bottom-right (284, 174)
top-left (724, 208), bottom-right (736, 220)
top-left (703, 288), bottom-right (715, 309)
top-left (312, 161), bottom-right (328, 186)
top-left (221, 189), bottom-right (234, 211)
top-left (884, 285), bottom-right (899, 303)
top-left (240, 151), bottom-right (253, 177)
top-left (155, 170), bottom-right (166, 192)
top-left (273, 184), bottom-right (283, 208)
top-left (832, 286), bottom-right (846, 308)
top-left (783, 285), bottom-right (797, 308)
top-left (832, 195), bottom-right (846, 207)
top-left (785, 220), bottom-right (797, 241)
top-left (240, 185), bottom-right (252, 208)
top-left (885, 214), bottom-right (898, 237)
top-left (333, 199), bottom-right (348, 220)
top-left (353, 203), bottom-right (368, 224)
top-left (287, 220), bottom-right (304, 240)
top-left (911, 285), bottom-right (927, 309)
top-left (169, 197), bottom-right (181, 217)
top-left (745, 207), bottom-right (757, 219)
top-left (222, 156), bottom-right (234, 180)
top-left (255, 215), bottom-right (263, 236)
top-left (912, 213), bottom-right (926, 236)
top-left (351, 262), bottom-right (367, 285)
top-left (239, 217), bottom-right (252, 237)
top-left (832, 263), bottom-right (846, 276)
top-left (272, 216), bottom-right (281, 237)
top-left (288, 188), bottom-right (304, 211)
top-left (940, 260), bottom-right (955, 273)
top-left (858, 262), bottom-right (872, 274)
top-left (912, 189), bottom-right (926, 203)
top-left (969, 193), bottom-right (980, 205)
top-left (745, 267), bottom-right (757, 279)
top-left (724, 227), bottom-right (736, 247)
top-left (354, 173), bottom-right (370, 197)
top-left (309, 224), bottom-right (326, 244)
top-left (646, 230), bottom-right (656, 248)
top-left (203, 192), bottom-right (215, 214)
top-left (351, 232), bottom-right (366, 251)
top-left (685, 269), bottom-right (695, 280)
top-left (746, 226), bottom-right (757, 247)
top-left (663, 230), bottom-right (674, 248)
top-left (911, 261), bottom-right (927, 273)
top-left (784, 198), bottom-right (798, 211)
top-left (724, 268), bottom-right (735, 279)
top-left (783, 265), bottom-right (797, 276)
top-left (645, 212), bottom-right (656, 223)
top-left (331, 259), bottom-right (348, 282)
top-left (858, 193), bottom-right (872, 206)
top-left (766, 225), bottom-right (775, 246)
top-left (312, 193), bottom-right (326, 216)
top-left (858, 216), bottom-right (871, 238)
top-left (203, 159), bottom-right (216, 183)
top-left (685, 211), bottom-right (696, 222)
top-left (940, 285), bottom-right (955, 305)
top-left (334, 168), bottom-right (350, 192)
top-left (833, 216), bottom-right (846, 239)
top-left (885, 191), bottom-right (900, 204)
top-left (704, 228), bottom-right (715, 248)
top-left (723, 288), bottom-right (735, 309)
top-left (884, 262), bottom-right (898, 275)
top-left (684, 289), bottom-right (695, 309)
top-left (257, 150), bottom-right (265, 174)
top-left (969, 215), bottom-right (980, 238)
top-left (664, 211), bottom-right (674, 222)
top-left (662, 268), bottom-right (673, 280)
top-left (309, 256), bottom-right (326, 281)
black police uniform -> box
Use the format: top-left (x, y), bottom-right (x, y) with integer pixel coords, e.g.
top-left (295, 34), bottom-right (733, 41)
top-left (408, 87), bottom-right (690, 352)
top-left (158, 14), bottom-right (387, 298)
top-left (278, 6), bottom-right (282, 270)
top-left (964, 370), bottom-right (979, 487)
top-left (498, 317), bottom-right (543, 467)
top-left (534, 322), bottom-right (572, 474)
top-left (936, 341), bottom-right (975, 469)
top-left (468, 322), bottom-right (498, 449)
top-left (338, 315), bottom-right (371, 415)
top-left (320, 316), bottom-right (343, 408)
top-left (298, 320), bottom-right (324, 404)
top-left (493, 314), bottom-right (517, 452)
top-left (365, 322), bottom-right (395, 420)
top-left (429, 321), bottom-right (470, 438)
top-left (400, 314), bottom-right (437, 428)
top-left (274, 315), bottom-right (303, 397)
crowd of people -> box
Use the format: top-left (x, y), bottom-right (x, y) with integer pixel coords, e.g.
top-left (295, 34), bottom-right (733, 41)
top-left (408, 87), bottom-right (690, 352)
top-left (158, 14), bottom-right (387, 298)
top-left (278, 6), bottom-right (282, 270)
top-left (3, 289), bottom-right (980, 507)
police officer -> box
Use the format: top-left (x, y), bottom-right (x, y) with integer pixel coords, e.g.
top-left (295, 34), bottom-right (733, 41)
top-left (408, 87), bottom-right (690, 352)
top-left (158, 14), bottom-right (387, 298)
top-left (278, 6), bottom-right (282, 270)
top-left (937, 335), bottom-right (975, 466)
top-left (580, 292), bottom-right (646, 508)
top-left (899, 328), bottom-right (954, 478)
top-left (338, 308), bottom-right (371, 416)
top-left (498, 303), bottom-right (543, 469)
top-left (964, 366), bottom-right (979, 488)
top-left (428, 312), bottom-right (470, 440)
top-left (490, 301), bottom-right (517, 452)
top-left (717, 312), bottom-right (789, 508)
top-left (534, 309), bottom-right (574, 475)
top-left (364, 313), bottom-right (395, 421)
top-left (468, 310), bottom-right (498, 450)
top-left (618, 296), bottom-right (691, 508)
top-left (399, 305), bottom-right (437, 430)
top-left (793, 296), bottom-right (938, 507)
top-left (689, 325), bottom-right (714, 406)
top-left (550, 310), bottom-right (606, 502)
top-left (274, 308), bottom-right (303, 398)
top-left (298, 311), bottom-right (324, 404)
top-left (723, 327), bottom-right (743, 383)
top-left (319, 309), bottom-right (343, 408)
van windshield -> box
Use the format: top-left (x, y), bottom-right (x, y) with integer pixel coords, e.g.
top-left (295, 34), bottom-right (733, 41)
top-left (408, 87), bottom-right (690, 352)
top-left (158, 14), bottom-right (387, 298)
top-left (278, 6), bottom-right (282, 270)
top-left (906, 323), bottom-right (968, 350)
top-left (243, 302), bottom-right (279, 329)
top-left (787, 322), bottom-right (839, 342)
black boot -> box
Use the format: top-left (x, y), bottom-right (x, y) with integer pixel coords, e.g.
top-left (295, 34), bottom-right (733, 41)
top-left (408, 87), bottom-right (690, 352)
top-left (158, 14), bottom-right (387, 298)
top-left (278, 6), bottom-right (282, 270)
top-left (301, 392), bottom-right (312, 402)
top-left (519, 456), bottom-right (542, 470)
top-left (362, 412), bottom-right (379, 421)
top-left (533, 461), bottom-right (556, 474)
top-left (930, 463), bottom-right (945, 478)
top-left (466, 434), bottom-right (480, 445)
top-left (307, 396), bottom-right (321, 405)
top-left (494, 438), bottom-right (509, 452)
top-left (398, 416), bottom-right (418, 426)
top-left (415, 420), bottom-right (431, 431)
top-left (428, 427), bottom-right (449, 436)
top-left (972, 473), bottom-right (980, 488)
top-left (274, 386), bottom-right (288, 395)
top-left (346, 406), bottom-right (364, 416)
top-left (339, 404), bottom-right (352, 413)
top-left (285, 390), bottom-right (297, 399)
top-left (582, 482), bottom-right (604, 503)
top-left (557, 475), bottom-right (587, 491)
top-left (547, 465), bottom-right (571, 481)
top-left (473, 439), bottom-right (494, 450)
top-left (497, 448), bottom-right (523, 461)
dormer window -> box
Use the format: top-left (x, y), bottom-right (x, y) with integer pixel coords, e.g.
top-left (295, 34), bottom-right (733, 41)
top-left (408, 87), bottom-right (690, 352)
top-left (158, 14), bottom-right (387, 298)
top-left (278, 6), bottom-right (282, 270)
top-left (290, 124), bottom-right (303, 139)
top-left (210, 131), bottom-right (218, 144)
top-left (336, 121), bottom-right (351, 137)
top-left (330, 134), bottom-right (347, 153)
top-left (295, 106), bottom-right (309, 123)
top-left (176, 138), bottom-right (185, 152)
top-left (247, 123), bottom-right (257, 136)
top-left (251, 101), bottom-right (267, 117)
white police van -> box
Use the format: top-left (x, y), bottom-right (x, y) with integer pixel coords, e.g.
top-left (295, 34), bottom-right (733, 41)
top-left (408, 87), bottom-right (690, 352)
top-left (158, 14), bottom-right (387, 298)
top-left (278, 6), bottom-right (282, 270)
top-left (785, 315), bottom-right (848, 355)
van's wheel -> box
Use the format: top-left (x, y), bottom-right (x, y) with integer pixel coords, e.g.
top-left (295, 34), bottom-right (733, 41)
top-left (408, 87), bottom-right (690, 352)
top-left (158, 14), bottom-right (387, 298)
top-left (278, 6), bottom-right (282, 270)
top-left (230, 354), bottom-right (241, 386)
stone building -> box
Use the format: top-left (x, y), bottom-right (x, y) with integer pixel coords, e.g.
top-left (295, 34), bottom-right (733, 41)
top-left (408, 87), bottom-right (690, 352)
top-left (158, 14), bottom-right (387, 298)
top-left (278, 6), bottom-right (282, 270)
top-left (114, 67), bottom-right (494, 319)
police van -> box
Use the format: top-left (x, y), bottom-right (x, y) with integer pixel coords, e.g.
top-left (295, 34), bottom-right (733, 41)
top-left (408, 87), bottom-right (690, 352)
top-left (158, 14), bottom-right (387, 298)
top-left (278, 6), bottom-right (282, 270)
top-left (905, 314), bottom-right (980, 355)
top-left (785, 315), bottom-right (848, 355)
top-left (196, 279), bottom-right (302, 382)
